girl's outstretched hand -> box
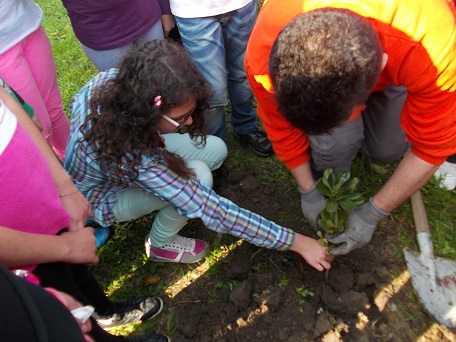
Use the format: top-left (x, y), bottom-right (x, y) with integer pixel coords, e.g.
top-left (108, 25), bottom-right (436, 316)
top-left (289, 233), bottom-right (332, 272)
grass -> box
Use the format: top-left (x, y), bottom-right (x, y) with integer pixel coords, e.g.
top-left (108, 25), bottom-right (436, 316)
top-left (37, 0), bottom-right (455, 337)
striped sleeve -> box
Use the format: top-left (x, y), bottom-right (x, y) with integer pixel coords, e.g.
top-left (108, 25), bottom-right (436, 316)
top-left (136, 160), bottom-right (296, 251)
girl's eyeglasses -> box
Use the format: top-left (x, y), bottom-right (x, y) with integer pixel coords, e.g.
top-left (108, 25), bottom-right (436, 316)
top-left (161, 103), bottom-right (197, 129)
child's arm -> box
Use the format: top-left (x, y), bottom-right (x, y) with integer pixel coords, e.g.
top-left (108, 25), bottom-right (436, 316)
top-left (0, 225), bottom-right (99, 268)
top-left (136, 164), bottom-right (332, 271)
top-left (0, 86), bottom-right (92, 231)
top-left (289, 234), bottom-right (331, 271)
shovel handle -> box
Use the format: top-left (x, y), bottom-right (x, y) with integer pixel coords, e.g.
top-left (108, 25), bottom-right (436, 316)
top-left (410, 190), bottom-right (430, 235)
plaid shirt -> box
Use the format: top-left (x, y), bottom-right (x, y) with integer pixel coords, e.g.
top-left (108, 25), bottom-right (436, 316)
top-left (64, 69), bottom-right (295, 251)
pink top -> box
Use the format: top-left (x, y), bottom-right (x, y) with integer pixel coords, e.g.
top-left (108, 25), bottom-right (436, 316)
top-left (0, 100), bottom-right (70, 271)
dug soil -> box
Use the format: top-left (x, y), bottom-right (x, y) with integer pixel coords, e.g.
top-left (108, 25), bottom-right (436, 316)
top-left (150, 162), bottom-right (456, 342)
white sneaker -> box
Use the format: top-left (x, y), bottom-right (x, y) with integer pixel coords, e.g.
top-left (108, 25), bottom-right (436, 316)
top-left (434, 161), bottom-right (456, 190)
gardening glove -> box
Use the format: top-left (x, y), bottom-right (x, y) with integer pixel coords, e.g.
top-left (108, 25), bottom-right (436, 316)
top-left (326, 198), bottom-right (389, 255)
top-left (298, 184), bottom-right (326, 229)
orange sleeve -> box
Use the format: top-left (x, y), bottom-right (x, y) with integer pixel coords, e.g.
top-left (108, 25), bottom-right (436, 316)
top-left (245, 0), bottom-right (311, 169)
top-left (370, 0), bottom-right (456, 165)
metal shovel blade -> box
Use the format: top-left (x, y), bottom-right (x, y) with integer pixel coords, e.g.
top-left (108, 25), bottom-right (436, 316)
top-left (404, 242), bottom-right (456, 331)
top-left (404, 190), bottom-right (456, 332)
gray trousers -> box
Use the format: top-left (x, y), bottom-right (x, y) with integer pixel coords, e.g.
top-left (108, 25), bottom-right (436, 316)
top-left (308, 84), bottom-right (409, 177)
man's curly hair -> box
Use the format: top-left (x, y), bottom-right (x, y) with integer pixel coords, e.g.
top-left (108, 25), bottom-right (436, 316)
top-left (269, 9), bottom-right (383, 135)
top-left (81, 40), bottom-right (210, 181)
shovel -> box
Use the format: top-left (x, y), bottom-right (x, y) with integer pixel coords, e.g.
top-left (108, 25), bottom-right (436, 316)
top-left (403, 190), bottom-right (456, 332)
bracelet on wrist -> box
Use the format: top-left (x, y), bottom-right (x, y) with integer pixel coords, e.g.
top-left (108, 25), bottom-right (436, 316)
top-left (59, 189), bottom-right (78, 197)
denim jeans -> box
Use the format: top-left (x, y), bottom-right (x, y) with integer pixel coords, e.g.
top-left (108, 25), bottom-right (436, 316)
top-left (175, 1), bottom-right (257, 140)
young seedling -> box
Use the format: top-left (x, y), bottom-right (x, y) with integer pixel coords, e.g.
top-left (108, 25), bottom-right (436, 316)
top-left (316, 169), bottom-right (364, 280)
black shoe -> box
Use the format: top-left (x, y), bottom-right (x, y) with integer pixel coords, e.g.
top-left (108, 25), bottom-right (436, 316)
top-left (122, 332), bottom-right (171, 342)
top-left (96, 297), bottom-right (163, 328)
top-left (233, 129), bottom-right (273, 157)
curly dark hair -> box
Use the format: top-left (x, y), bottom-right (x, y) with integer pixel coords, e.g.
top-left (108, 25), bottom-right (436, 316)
top-left (81, 40), bottom-right (210, 181)
top-left (269, 9), bottom-right (383, 135)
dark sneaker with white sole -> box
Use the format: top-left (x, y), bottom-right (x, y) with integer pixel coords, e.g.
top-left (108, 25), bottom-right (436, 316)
top-left (233, 129), bottom-right (273, 157)
top-left (95, 297), bottom-right (163, 328)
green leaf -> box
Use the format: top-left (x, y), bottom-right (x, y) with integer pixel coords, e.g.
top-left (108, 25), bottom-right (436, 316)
top-left (325, 199), bottom-right (338, 213)
top-left (370, 163), bottom-right (388, 175)
top-left (316, 178), bottom-right (331, 197)
top-left (332, 179), bottom-right (343, 196)
top-left (339, 199), bottom-right (360, 212)
top-left (337, 211), bottom-right (349, 232)
top-left (320, 208), bottom-right (330, 220)
top-left (321, 175), bottom-right (332, 189)
top-left (348, 177), bottom-right (360, 191)
top-left (339, 171), bottom-right (351, 185)
top-left (323, 169), bottom-right (334, 180)
top-left (341, 192), bottom-right (362, 200)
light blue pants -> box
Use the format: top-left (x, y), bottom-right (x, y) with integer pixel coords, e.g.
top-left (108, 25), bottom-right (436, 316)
top-left (175, 1), bottom-right (258, 140)
top-left (112, 134), bottom-right (227, 247)
top-left (308, 84), bottom-right (409, 176)
top-left (81, 20), bottom-right (164, 71)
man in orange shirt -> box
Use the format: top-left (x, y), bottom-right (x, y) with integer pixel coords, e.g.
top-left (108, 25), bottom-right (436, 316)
top-left (245, 0), bottom-right (456, 255)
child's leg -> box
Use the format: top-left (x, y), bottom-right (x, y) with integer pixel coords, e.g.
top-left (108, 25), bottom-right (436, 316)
top-left (0, 33), bottom-right (53, 144)
top-left (175, 15), bottom-right (228, 140)
top-left (222, 0), bottom-right (258, 135)
top-left (80, 20), bottom-right (164, 71)
top-left (163, 133), bottom-right (227, 171)
top-left (112, 188), bottom-right (188, 247)
top-left (21, 27), bottom-right (70, 159)
top-left (33, 263), bottom-right (111, 311)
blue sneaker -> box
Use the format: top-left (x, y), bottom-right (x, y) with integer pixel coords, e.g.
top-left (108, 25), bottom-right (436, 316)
top-left (94, 226), bottom-right (111, 248)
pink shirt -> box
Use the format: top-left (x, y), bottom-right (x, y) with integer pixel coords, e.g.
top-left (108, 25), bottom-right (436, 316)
top-left (0, 100), bottom-right (70, 271)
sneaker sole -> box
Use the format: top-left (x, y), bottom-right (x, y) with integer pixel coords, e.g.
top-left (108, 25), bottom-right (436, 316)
top-left (97, 297), bottom-right (164, 329)
top-left (247, 145), bottom-right (274, 157)
top-left (141, 297), bottom-right (164, 321)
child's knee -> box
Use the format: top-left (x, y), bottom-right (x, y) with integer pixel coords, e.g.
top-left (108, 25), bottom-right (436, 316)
top-left (203, 135), bottom-right (228, 170)
top-left (187, 160), bottom-right (213, 188)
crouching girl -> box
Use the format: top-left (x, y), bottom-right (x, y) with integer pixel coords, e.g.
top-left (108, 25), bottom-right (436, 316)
top-left (64, 40), bottom-right (331, 272)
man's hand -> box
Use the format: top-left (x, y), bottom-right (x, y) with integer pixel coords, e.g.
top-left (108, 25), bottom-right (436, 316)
top-left (60, 228), bottom-right (99, 265)
top-left (327, 198), bottom-right (389, 255)
top-left (60, 188), bottom-right (92, 231)
top-left (299, 184), bottom-right (326, 229)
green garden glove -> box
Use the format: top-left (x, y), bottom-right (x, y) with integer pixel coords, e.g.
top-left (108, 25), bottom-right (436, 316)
top-left (326, 198), bottom-right (389, 255)
top-left (299, 184), bottom-right (326, 229)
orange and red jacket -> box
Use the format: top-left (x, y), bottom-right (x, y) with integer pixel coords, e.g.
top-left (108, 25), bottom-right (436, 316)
top-left (245, 0), bottom-right (456, 169)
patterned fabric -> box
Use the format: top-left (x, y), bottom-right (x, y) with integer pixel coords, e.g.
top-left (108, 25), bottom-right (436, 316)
top-left (245, 0), bottom-right (456, 168)
top-left (64, 69), bottom-right (295, 251)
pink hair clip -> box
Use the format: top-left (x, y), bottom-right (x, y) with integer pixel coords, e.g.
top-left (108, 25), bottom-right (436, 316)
top-left (153, 95), bottom-right (162, 107)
